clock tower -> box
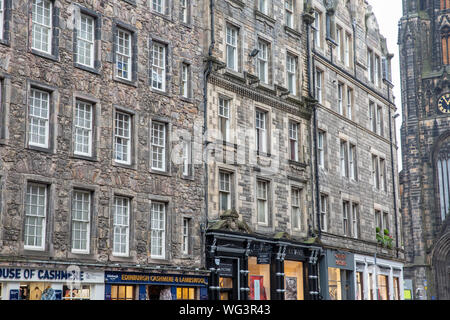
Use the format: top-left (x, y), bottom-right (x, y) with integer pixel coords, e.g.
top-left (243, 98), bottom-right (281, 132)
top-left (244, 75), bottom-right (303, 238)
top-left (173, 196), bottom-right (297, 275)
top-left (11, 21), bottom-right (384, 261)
top-left (399, 0), bottom-right (450, 300)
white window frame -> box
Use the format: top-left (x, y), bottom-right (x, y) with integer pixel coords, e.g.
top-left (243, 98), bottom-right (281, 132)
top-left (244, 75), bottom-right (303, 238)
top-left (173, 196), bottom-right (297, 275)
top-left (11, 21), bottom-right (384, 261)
top-left (152, 0), bottom-right (165, 14)
top-left (151, 121), bottom-right (167, 171)
top-left (318, 130), bottom-right (325, 169)
top-left (375, 55), bottom-right (381, 87)
top-left (182, 139), bottom-right (191, 176)
top-left (31, 0), bottom-right (52, 54)
top-left (313, 10), bottom-right (322, 48)
top-left (315, 69), bottom-right (322, 103)
top-left (320, 194), bottom-right (328, 232)
top-left (71, 190), bottom-right (91, 254)
top-left (351, 203), bottom-right (359, 239)
top-left (219, 170), bottom-right (232, 213)
top-left (152, 42), bottom-right (166, 91)
top-left (24, 183), bottom-right (47, 251)
top-left (28, 88), bottom-right (50, 149)
top-left (342, 200), bottom-right (349, 236)
top-left (336, 26), bottom-right (343, 62)
top-left (349, 143), bottom-right (357, 181)
top-left (380, 158), bottom-right (386, 191)
top-left (291, 187), bottom-right (302, 230)
top-left (256, 179), bottom-right (269, 225)
top-left (74, 100), bottom-right (93, 157)
top-left (218, 97), bottom-right (230, 142)
top-left (258, 0), bottom-right (269, 15)
top-left (0, 0), bottom-right (4, 39)
top-left (346, 87), bottom-right (353, 120)
top-left (114, 111), bottom-right (132, 165)
top-left (289, 121), bottom-right (299, 162)
top-left (372, 155), bottom-right (380, 189)
top-left (285, 0), bottom-right (294, 28)
top-left (255, 109), bottom-right (268, 154)
top-left (340, 140), bottom-right (348, 178)
top-left (77, 13), bottom-right (95, 68)
top-left (226, 25), bottom-right (238, 72)
top-left (286, 53), bottom-right (297, 95)
top-left (182, 217), bottom-right (190, 255)
top-left (151, 201), bottom-right (166, 259)
top-left (180, 0), bottom-right (188, 23)
top-left (257, 40), bottom-right (269, 84)
top-left (181, 63), bottom-right (189, 98)
top-left (337, 83), bottom-right (343, 115)
top-left (377, 105), bottom-right (383, 136)
top-left (116, 28), bottom-right (132, 81)
top-left (344, 32), bottom-right (351, 67)
top-left (113, 196), bottom-right (130, 257)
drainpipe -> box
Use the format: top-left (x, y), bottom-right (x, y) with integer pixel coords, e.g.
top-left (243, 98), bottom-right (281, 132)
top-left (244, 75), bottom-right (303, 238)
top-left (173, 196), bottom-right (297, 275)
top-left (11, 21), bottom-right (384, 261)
top-left (203, 0), bottom-right (216, 299)
top-left (384, 59), bottom-right (399, 257)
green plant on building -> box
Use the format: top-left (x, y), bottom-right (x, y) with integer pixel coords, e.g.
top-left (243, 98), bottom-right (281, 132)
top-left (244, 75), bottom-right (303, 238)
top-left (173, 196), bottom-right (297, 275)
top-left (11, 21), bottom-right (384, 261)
top-left (375, 227), bottom-right (393, 249)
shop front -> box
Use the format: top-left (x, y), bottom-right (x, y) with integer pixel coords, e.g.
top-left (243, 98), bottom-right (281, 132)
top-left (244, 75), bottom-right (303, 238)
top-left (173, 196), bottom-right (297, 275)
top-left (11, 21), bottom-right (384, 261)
top-left (319, 249), bottom-right (355, 300)
top-left (354, 254), bottom-right (404, 300)
top-left (104, 271), bottom-right (209, 300)
top-left (0, 265), bottom-right (104, 300)
top-left (206, 230), bottom-right (322, 300)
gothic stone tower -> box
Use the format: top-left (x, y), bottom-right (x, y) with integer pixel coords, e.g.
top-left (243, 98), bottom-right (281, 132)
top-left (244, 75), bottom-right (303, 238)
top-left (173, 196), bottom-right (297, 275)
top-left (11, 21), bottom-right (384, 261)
top-left (399, 0), bottom-right (450, 300)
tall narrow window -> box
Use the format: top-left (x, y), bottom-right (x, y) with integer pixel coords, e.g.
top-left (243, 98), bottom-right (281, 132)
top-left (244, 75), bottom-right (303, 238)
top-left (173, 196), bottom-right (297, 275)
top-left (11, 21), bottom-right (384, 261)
top-left (377, 105), bottom-right (383, 136)
top-left (351, 203), bottom-right (359, 239)
top-left (372, 155), bottom-right (380, 189)
top-left (337, 83), bottom-right (343, 115)
top-left (367, 48), bottom-right (374, 82)
top-left (218, 98), bottom-right (230, 142)
top-left (77, 14), bottom-right (95, 68)
top-left (315, 69), bottom-right (322, 103)
top-left (180, 0), bottom-right (188, 23)
top-left (28, 88), bottom-right (50, 149)
top-left (318, 130), bottom-right (325, 168)
top-left (383, 212), bottom-right (390, 233)
top-left (291, 188), bottom-right (301, 230)
top-left (152, 42), bottom-right (166, 91)
top-left (349, 144), bottom-right (357, 180)
top-left (442, 35), bottom-right (450, 65)
top-left (256, 179), bottom-right (269, 225)
top-left (375, 209), bottom-right (382, 231)
top-left (32, 0), bottom-right (52, 54)
top-left (286, 54), bottom-right (297, 95)
top-left (346, 88), bottom-right (353, 120)
top-left (152, 0), bottom-right (165, 14)
top-left (320, 194), bottom-right (328, 232)
top-left (24, 183), bottom-right (47, 250)
top-left (182, 218), bottom-right (190, 255)
top-left (340, 140), bottom-right (348, 178)
top-left (380, 158), bottom-right (386, 191)
top-left (289, 121), bottom-right (299, 162)
top-left (375, 55), bottom-right (381, 86)
top-left (313, 10), bottom-right (322, 48)
top-left (257, 40), bottom-right (269, 84)
top-left (285, 0), bottom-right (294, 28)
top-left (258, 0), bottom-right (268, 15)
top-left (151, 121), bottom-right (167, 171)
top-left (151, 202), bottom-right (166, 259)
top-left (74, 100), bottom-right (93, 157)
top-left (181, 63), bottom-right (189, 98)
top-left (116, 28), bottom-right (132, 81)
top-left (342, 201), bottom-right (349, 236)
top-left (0, 0), bottom-right (4, 39)
top-left (182, 139), bottom-right (191, 177)
top-left (226, 25), bottom-right (238, 71)
top-left (255, 109), bottom-right (268, 153)
top-left (336, 26), bottom-right (343, 61)
top-left (114, 111), bottom-right (131, 165)
top-left (344, 33), bottom-right (351, 67)
top-left (369, 101), bottom-right (376, 132)
top-left (113, 196), bottom-right (130, 256)
top-left (437, 143), bottom-right (450, 221)
top-left (219, 171), bottom-right (231, 213)
top-left (72, 190), bottom-right (91, 253)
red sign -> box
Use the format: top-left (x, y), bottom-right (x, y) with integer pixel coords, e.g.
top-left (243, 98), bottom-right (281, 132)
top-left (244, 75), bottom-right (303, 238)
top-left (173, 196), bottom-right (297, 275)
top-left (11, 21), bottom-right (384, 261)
top-left (335, 253), bottom-right (347, 267)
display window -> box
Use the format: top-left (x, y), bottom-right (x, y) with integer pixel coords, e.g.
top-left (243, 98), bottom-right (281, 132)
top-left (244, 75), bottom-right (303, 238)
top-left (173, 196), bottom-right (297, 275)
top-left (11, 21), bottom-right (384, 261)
top-left (219, 277), bottom-right (233, 300)
top-left (111, 285), bottom-right (135, 300)
top-left (378, 275), bottom-right (389, 300)
top-left (63, 285), bottom-right (90, 300)
top-left (176, 287), bottom-right (196, 300)
top-left (248, 257), bottom-right (270, 300)
top-left (393, 277), bottom-right (400, 300)
top-left (328, 268), bottom-right (342, 300)
top-left (356, 272), bottom-right (363, 300)
top-left (20, 283), bottom-right (55, 300)
top-left (147, 285), bottom-right (172, 300)
top-left (284, 261), bottom-right (304, 300)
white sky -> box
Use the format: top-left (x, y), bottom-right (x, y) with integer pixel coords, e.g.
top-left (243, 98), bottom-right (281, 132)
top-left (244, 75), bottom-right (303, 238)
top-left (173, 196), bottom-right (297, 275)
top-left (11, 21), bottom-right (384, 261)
top-left (368, 1), bottom-right (404, 171)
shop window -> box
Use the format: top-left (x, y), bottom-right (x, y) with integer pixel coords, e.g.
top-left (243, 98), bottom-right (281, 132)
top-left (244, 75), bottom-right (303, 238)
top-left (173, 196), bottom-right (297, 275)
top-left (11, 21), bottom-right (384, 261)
top-left (248, 256), bottom-right (270, 300)
top-left (356, 272), bottom-right (363, 300)
top-left (147, 285), bottom-right (172, 300)
top-left (19, 283), bottom-right (54, 300)
top-left (378, 275), bottom-right (389, 300)
top-left (328, 268), bottom-right (351, 300)
top-left (368, 273), bottom-right (374, 300)
top-left (111, 285), bottom-right (134, 300)
top-left (284, 261), bottom-right (304, 300)
top-left (176, 287), bottom-right (196, 300)
top-left (63, 285), bottom-right (90, 300)
top-left (219, 277), bottom-right (233, 300)
top-left (393, 277), bottom-right (400, 300)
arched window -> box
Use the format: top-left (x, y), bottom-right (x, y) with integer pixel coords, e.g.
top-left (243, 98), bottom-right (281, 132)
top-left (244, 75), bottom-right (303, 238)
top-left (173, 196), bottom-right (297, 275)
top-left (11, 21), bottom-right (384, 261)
top-left (436, 136), bottom-right (450, 221)
top-left (442, 34), bottom-right (450, 65)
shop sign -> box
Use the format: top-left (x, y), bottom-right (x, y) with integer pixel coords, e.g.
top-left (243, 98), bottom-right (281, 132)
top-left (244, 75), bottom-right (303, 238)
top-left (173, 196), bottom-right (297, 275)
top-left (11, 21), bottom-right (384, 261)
top-left (257, 253), bottom-right (271, 265)
top-left (104, 271), bottom-right (208, 286)
top-left (0, 267), bottom-right (104, 283)
top-left (218, 263), bottom-right (233, 277)
top-left (9, 290), bottom-right (19, 300)
top-left (326, 250), bottom-right (354, 270)
top-left (335, 253), bottom-right (347, 267)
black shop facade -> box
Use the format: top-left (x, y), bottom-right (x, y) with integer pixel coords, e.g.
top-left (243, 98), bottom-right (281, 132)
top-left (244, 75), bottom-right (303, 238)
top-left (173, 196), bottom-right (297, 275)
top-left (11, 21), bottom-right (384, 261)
top-left (205, 222), bottom-right (322, 300)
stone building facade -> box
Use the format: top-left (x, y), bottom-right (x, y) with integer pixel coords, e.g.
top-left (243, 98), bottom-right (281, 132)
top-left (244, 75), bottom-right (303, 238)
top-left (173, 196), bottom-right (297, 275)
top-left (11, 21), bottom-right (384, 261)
top-left (0, 0), bottom-right (209, 300)
top-left (309, 0), bottom-right (404, 300)
top-left (202, 0), bottom-right (322, 300)
top-left (399, 0), bottom-right (450, 300)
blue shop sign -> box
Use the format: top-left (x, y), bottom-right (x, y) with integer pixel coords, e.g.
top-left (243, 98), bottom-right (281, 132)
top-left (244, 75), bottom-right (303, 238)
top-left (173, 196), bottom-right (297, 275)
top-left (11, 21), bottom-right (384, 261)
top-left (105, 271), bottom-right (208, 287)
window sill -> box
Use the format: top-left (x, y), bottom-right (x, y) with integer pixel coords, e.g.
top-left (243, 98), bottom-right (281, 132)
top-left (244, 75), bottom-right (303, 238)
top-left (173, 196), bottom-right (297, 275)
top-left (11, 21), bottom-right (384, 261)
top-left (288, 160), bottom-right (307, 168)
top-left (31, 49), bottom-right (59, 62)
top-left (72, 153), bottom-right (98, 162)
top-left (256, 82), bottom-right (276, 94)
top-left (180, 96), bottom-right (194, 104)
top-left (181, 174), bottom-right (195, 181)
top-left (151, 88), bottom-right (172, 98)
top-left (121, 0), bottom-right (137, 6)
top-left (228, 0), bottom-right (245, 8)
top-left (0, 38), bottom-right (10, 47)
top-left (151, 10), bottom-right (172, 23)
top-left (113, 161), bottom-right (136, 171)
top-left (114, 76), bottom-right (138, 88)
top-left (284, 25), bottom-right (301, 38)
top-left (150, 168), bottom-right (172, 177)
top-left (74, 63), bottom-right (102, 76)
top-left (223, 69), bottom-right (246, 82)
top-left (255, 10), bottom-right (276, 25)
top-left (215, 139), bottom-right (238, 149)
top-left (27, 144), bottom-right (54, 155)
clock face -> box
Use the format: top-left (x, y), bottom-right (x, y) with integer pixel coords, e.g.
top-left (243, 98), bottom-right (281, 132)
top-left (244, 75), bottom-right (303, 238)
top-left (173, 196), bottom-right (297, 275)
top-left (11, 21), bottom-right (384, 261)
top-left (437, 93), bottom-right (450, 114)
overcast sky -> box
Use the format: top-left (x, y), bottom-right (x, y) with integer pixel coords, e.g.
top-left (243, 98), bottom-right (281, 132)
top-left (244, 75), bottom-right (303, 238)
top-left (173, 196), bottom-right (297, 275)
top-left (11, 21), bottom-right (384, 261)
top-left (368, 1), bottom-right (404, 171)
